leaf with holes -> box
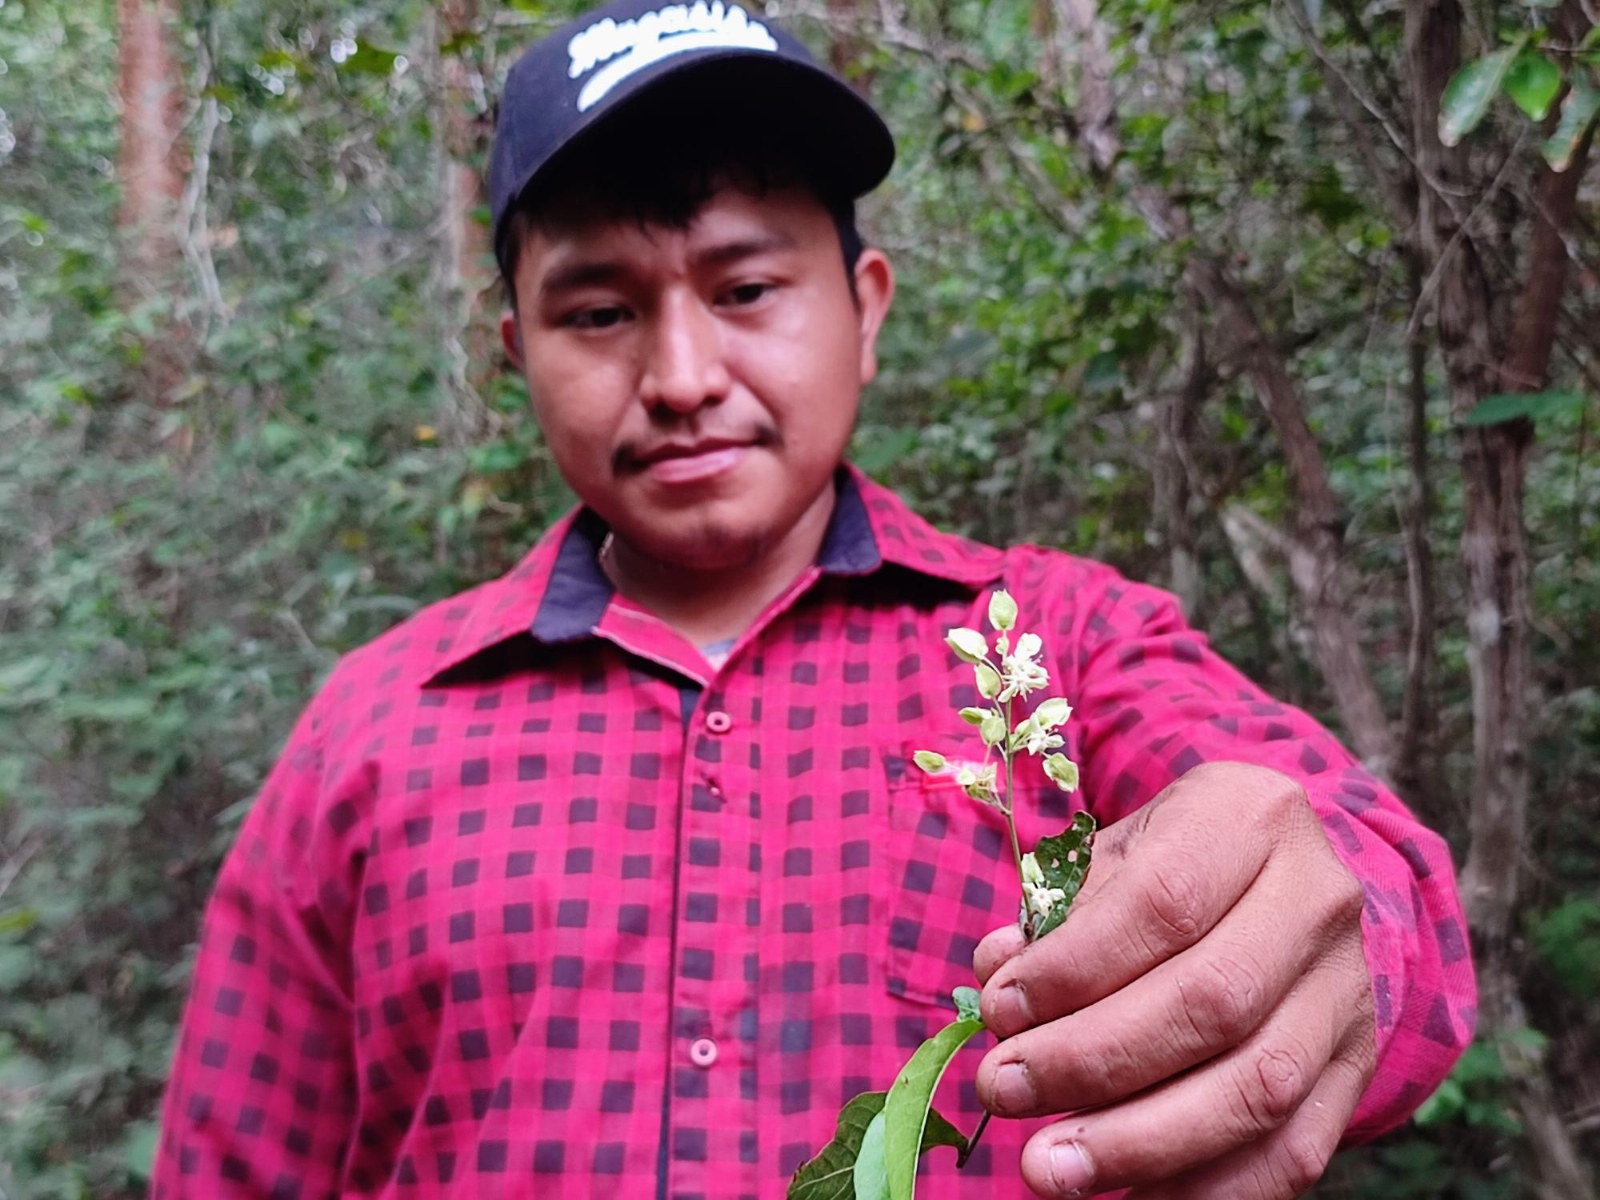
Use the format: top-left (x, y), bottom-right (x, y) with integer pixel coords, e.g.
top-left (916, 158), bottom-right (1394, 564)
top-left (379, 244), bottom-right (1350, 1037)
top-left (1030, 811), bottom-right (1097, 939)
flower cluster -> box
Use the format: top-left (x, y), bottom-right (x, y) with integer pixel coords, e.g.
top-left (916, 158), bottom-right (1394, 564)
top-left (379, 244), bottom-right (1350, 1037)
top-left (910, 589), bottom-right (1081, 810)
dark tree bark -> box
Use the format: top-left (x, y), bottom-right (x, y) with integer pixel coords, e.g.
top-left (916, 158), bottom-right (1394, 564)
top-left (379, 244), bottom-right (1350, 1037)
top-left (1405, 0), bottom-right (1595, 1192)
top-left (1047, 0), bottom-right (1399, 777)
top-left (1397, 254), bottom-right (1439, 810)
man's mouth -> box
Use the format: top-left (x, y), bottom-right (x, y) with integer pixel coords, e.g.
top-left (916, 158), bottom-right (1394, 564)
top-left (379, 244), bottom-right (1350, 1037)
top-left (631, 438), bottom-right (754, 485)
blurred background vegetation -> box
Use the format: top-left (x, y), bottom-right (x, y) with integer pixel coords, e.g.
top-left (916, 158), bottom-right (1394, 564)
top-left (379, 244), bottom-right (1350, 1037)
top-left (1, 0), bottom-right (1598, 1194)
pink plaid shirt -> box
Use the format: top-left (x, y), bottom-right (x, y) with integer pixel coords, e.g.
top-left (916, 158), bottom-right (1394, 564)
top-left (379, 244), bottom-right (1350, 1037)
top-left (152, 468), bottom-right (1475, 1198)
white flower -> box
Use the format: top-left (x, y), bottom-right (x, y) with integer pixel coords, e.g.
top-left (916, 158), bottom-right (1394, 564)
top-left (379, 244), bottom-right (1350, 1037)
top-left (957, 762), bottom-right (998, 803)
top-left (1019, 717), bottom-right (1065, 757)
top-left (1020, 853), bottom-right (1067, 923)
top-left (999, 632), bottom-right (1049, 701)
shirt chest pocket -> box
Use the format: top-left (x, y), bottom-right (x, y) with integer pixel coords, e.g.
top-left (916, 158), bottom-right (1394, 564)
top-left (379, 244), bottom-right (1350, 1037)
top-left (880, 735), bottom-right (1027, 1008)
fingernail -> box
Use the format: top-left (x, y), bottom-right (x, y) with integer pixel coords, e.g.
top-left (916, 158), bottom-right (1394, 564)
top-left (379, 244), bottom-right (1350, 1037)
top-left (1048, 1142), bottom-right (1094, 1197)
top-left (991, 1061), bottom-right (1035, 1113)
top-left (990, 979), bottom-right (1032, 1030)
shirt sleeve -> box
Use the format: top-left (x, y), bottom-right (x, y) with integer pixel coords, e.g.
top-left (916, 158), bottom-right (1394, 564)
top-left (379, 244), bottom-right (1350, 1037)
top-left (1059, 566), bottom-right (1476, 1141)
top-left (151, 690), bottom-right (361, 1198)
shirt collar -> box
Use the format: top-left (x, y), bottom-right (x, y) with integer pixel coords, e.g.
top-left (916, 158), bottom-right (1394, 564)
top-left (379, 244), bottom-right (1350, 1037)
top-left (422, 463), bottom-right (1004, 684)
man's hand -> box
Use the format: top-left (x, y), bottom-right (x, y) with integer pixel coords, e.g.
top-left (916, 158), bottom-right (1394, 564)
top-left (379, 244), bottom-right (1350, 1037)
top-left (973, 762), bottom-right (1376, 1199)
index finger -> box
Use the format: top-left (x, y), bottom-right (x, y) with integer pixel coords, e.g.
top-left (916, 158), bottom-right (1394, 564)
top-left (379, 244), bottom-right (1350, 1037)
top-left (981, 766), bottom-right (1283, 1038)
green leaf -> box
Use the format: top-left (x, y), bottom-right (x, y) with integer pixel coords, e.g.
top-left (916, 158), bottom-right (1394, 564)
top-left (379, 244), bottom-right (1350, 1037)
top-left (1030, 812), bottom-right (1097, 939)
top-left (957, 707), bottom-right (990, 726)
top-left (945, 628), bottom-right (987, 664)
top-left (979, 712), bottom-right (1007, 747)
top-left (952, 986), bottom-right (983, 1023)
top-left (1439, 44), bottom-right (1521, 146)
top-left (122, 1120), bottom-right (160, 1182)
top-left (912, 751), bottom-right (947, 775)
top-left (1461, 390), bottom-right (1586, 426)
top-left (853, 1112), bottom-right (889, 1200)
top-left (340, 44), bottom-right (401, 75)
top-left (1032, 697), bottom-right (1073, 730)
top-left (1541, 81), bottom-right (1600, 172)
top-left (789, 1092), bottom-right (887, 1199)
top-left (787, 1092), bottom-right (971, 1199)
top-left (1042, 753), bottom-right (1080, 792)
top-left (0, 908), bottom-right (38, 936)
top-left (975, 662), bottom-right (1002, 699)
top-left (1503, 52), bottom-right (1561, 120)
top-left (883, 1017), bottom-right (984, 1200)
top-left (987, 590), bottom-right (1017, 632)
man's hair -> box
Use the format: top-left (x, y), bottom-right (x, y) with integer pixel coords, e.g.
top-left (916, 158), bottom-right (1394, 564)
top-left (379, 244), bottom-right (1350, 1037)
top-left (494, 94), bottom-right (864, 308)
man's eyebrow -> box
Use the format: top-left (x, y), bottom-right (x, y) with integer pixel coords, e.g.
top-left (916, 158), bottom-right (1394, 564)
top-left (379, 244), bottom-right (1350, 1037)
top-left (537, 259), bottom-right (629, 300)
top-left (690, 232), bottom-right (797, 269)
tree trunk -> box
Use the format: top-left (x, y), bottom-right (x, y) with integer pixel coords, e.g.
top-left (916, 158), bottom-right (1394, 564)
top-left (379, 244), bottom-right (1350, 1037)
top-left (435, 0), bottom-right (497, 445)
top-left (1157, 319), bottom-right (1208, 617)
top-left (1397, 253), bottom-right (1438, 810)
top-left (117, 0), bottom-right (182, 280)
top-left (116, 0), bottom-right (187, 403)
top-left (1406, 0), bottom-right (1595, 1191)
top-left (1048, 0), bottom-right (1398, 777)
top-left (1187, 256), bottom-right (1399, 779)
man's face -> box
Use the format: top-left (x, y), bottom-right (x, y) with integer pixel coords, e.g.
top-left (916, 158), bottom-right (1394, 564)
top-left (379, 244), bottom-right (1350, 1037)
top-left (503, 181), bottom-right (894, 572)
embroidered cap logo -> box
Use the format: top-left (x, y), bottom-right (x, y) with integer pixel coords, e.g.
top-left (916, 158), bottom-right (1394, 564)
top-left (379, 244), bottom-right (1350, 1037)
top-left (566, 0), bottom-right (780, 112)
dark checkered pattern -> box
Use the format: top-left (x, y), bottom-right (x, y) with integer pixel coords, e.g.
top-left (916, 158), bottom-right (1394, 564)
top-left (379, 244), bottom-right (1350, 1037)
top-left (152, 468), bottom-right (1474, 1198)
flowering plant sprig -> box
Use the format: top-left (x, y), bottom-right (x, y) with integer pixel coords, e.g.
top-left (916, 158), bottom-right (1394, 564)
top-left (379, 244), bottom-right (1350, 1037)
top-left (789, 591), bottom-right (1096, 1200)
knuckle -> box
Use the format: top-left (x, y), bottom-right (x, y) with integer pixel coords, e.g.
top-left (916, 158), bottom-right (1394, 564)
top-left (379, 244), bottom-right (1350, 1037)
top-left (1275, 1124), bottom-right (1337, 1195)
top-left (1237, 1038), bottom-right (1314, 1134)
top-left (1141, 863), bottom-right (1208, 950)
top-left (1188, 952), bottom-right (1268, 1046)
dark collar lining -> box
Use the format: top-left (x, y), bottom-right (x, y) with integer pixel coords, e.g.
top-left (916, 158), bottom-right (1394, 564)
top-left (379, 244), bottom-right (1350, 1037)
top-left (528, 469), bottom-right (882, 644)
top-left (529, 507), bottom-right (614, 643)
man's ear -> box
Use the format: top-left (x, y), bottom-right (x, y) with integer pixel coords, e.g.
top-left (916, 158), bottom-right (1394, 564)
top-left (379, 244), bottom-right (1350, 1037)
top-left (851, 249), bottom-right (895, 385)
top-left (501, 311), bottom-right (525, 371)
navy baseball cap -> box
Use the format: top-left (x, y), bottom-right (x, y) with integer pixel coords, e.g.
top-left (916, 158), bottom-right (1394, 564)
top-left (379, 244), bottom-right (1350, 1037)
top-left (488, 0), bottom-right (895, 250)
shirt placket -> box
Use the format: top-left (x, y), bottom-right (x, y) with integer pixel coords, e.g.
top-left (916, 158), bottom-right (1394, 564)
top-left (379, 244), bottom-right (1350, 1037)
top-left (664, 685), bottom-right (762, 1199)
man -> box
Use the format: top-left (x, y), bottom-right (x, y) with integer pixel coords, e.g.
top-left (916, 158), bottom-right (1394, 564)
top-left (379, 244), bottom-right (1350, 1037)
top-left (151, 3), bottom-right (1475, 1197)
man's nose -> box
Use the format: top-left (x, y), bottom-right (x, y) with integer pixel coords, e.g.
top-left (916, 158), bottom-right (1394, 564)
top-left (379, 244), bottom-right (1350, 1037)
top-left (638, 289), bottom-right (732, 414)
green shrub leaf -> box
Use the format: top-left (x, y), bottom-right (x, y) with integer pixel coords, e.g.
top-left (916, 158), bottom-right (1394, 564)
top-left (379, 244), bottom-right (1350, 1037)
top-left (1541, 81), bottom-right (1600, 171)
top-left (1461, 391), bottom-right (1586, 426)
top-left (1439, 45), bottom-right (1521, 146)
top-left (1503, 52), bottom-right (1561, 121)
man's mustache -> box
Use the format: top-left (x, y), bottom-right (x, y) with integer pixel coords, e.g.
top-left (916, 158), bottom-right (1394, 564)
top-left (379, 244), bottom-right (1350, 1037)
top-left (613, 422), bottom-right (783, 474)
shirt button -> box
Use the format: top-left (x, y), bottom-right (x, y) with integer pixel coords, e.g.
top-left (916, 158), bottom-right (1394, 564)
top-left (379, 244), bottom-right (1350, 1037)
top-left (705, 710), bottom-right (733, 735)
top-left (688, 1037), bottom-right (718, 1068)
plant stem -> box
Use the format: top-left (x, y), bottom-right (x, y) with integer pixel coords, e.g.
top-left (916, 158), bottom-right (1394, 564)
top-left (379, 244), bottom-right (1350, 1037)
top-left (964, 699), bottom-right (1019, 1175)
top-left (1002, 698), bottom-right (1025, 892)
top-left (958, 1113), bottom-right (991, 1168)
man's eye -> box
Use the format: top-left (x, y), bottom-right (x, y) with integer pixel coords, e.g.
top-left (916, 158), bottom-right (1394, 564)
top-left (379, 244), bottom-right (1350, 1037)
top-left (722, 282), bottom-right (774, 307)
top-left (565, 305), bottom-right (629, 329)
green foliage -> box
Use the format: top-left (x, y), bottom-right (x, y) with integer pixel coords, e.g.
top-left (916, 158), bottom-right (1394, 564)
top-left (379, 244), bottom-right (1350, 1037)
top-left (4, 0), bottom-right (1600, 1194)
top-left (1027, 812), bottom-right (1096, 939)
top-left (880, 1016), bottom-right (985, 1200)
top-left (1529, 896), bottom-right (1600, 997)
top-left (1462, 391), bottom-right (1588, 426)
top-left (786, 1091), bottom-right (969, 1200)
